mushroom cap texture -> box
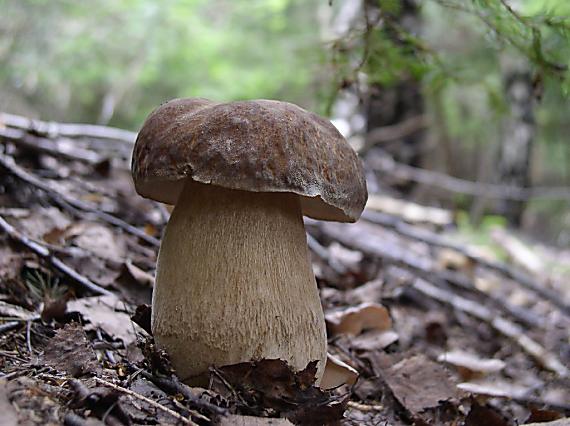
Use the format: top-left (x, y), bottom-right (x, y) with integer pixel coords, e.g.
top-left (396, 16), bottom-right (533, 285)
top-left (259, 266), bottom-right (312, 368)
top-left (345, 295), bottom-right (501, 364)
top-left (132, 98), bottom-right (368, 222)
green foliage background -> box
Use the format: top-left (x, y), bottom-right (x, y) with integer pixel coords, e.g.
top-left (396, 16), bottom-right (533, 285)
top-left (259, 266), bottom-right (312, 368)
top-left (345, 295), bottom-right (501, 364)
top-left (0, 0), bottom-right (325, 128)
top-left (1, 0), bottom-right (569, 241)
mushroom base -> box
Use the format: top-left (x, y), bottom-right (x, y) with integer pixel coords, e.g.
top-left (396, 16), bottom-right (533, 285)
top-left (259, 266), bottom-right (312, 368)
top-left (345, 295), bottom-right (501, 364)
top-left (152, 182), bottom-right (327, 384)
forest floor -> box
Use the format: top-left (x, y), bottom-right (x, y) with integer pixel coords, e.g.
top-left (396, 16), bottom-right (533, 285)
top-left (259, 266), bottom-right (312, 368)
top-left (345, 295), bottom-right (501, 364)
top-left (0, 113), bottom-right (569, 426)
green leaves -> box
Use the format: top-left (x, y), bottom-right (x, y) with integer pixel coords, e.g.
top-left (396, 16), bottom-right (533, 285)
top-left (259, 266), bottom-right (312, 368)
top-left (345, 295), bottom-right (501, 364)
top-left (0, 0), bottom-right (324, 127)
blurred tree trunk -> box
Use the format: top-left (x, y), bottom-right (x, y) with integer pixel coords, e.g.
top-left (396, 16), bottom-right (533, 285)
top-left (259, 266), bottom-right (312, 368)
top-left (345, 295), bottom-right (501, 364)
top-left (365, 0), bottom-right (425, 190)
top-left (497, 59), bottom-right (536, 226)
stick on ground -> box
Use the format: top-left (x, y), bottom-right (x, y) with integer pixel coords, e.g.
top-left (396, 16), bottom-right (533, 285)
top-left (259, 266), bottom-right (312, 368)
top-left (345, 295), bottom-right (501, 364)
top-left (0, 214), bottom-right (113, 296)
top-left (93, 377), bottom-right (200, 425)
top-left (412, 278), bottom-right (568, 377)
top-left (361, 210), bottom-right (570, 318)
top-left (0, 153), bottom-right (159, 247)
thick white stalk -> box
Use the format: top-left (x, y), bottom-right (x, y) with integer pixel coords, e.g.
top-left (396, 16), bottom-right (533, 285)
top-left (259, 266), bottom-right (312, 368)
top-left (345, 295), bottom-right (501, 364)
top-left (152, 182), bottom-right (327, 383)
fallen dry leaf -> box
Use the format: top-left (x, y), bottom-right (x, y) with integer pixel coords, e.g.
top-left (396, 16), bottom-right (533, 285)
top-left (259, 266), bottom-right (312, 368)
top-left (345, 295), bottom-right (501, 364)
top-left (16, 207), bottom-right (71, 241)
top-left (0, 245), bottom-right (26, 282)
top-left (525, 407), bottom-right (564, 424)
top-left (119, 261), bottom-right (154, 288)
top-left (65, 222), bottom-right (126, 261)
top-left (320, 353), bottom-right (359, 389)
top-left (66, 254), bottom-right (119, 287)
top-left (326, 302), bottom-right (392, 336)
top-left (67, 295), bottom-right (139, 346)
top-left (382, 354), bottom-right (460, 415)
top-left (349, 329), bottom-right (399, 352)
top-left (115, 261), bottom-right (154, 305)
top-left (211, 359), bottom-right (348, 425)
top-left (464, 402), bottom-right (511, 426)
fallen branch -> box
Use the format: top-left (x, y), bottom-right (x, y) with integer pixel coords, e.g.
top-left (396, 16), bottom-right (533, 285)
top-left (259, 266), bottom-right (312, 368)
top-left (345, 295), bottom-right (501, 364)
top-left (0, 153), bottom-right (159, 247)
top-left (0, 214), bottom-right (113, 296)
top-left (412, 278), bottom-right (568, 377)
top-left (0, 111), bottom-right (137, 144)
top-left (0, 127), bottom-right (104, 165)
top-left (368, 154), bottom-right (570, 201)
top-left (309, 220), bottom-right (551, 328)
top-left (361, 210), bottom-right (570, 317)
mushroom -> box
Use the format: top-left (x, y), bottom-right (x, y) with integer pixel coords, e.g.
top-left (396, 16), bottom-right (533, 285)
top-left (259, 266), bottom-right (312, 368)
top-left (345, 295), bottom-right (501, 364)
top-left (131, 98), bottom-right (367, 384)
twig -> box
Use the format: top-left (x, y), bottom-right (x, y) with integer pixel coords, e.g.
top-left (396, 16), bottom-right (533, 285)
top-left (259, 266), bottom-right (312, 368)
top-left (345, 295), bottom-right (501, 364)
top-left (93, 377), bottom-right (198, 425)
top-left (0, 214), bottom-right (113, 296)
top-left (0, 321), bottom-right (21, 335)
top-left (26, 320), bottom-right (33, 354)
top-left (209, 367), bottom-right (249, 407)
top-left (0, 153), bottom-right (159, 247)
top-left (96, 328), bottom-right (116, 365)
top-left (0, 370), bottom-right (24, 380)
top-left (361, 210), bottom-right (570, 317)
top-left (412, 278), bottom-right (568, 377)
top-left (138, 370), bottom-right (227, 417)
top-left (171, 399), bottom-right (211, 423)
top-left (367, 153), bottom-right (570, 201)
top-left (347, 401), bottom-right (384, 412)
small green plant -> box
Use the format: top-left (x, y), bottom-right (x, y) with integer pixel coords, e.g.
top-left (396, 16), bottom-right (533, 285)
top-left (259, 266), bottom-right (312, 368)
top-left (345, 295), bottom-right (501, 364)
top-left (22, 268), bottom-right (67, 305)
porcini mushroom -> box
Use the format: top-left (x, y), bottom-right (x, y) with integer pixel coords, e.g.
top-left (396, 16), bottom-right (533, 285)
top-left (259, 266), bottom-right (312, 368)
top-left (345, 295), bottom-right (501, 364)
top-left (131, 98), bottom-right (367, 384)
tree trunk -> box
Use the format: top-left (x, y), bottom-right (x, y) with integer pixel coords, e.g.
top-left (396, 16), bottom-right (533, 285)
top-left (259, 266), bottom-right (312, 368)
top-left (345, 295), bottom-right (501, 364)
top-left (365, 0), bottom-right (425, 179)
top-left (497, 60), bottom-right (536, 226)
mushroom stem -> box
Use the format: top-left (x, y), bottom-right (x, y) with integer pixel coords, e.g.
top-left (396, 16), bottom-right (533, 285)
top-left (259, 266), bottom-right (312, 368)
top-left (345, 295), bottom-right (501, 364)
top-left (152, 181), bottom-right (327, 384)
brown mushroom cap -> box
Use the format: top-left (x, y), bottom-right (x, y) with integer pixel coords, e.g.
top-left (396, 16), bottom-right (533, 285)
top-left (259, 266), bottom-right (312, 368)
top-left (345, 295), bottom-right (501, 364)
top-left (132, 98), bottom-right (367, 222)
